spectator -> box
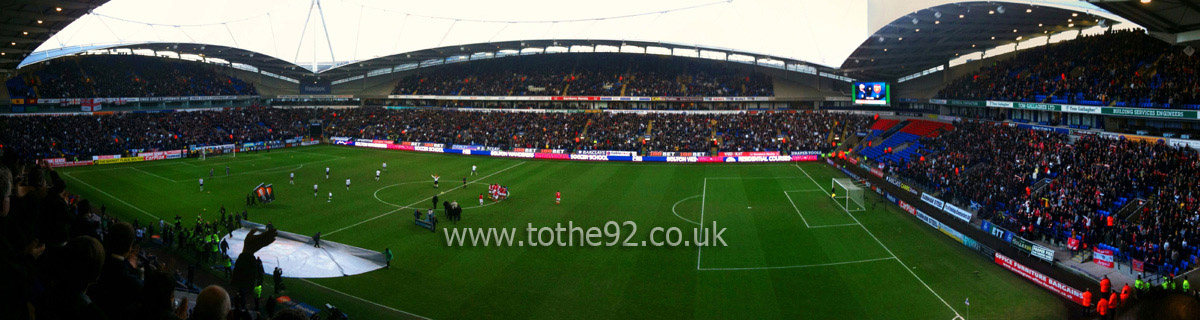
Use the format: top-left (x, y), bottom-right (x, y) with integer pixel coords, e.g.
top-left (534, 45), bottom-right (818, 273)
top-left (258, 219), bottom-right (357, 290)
top-left (140, 270), bottom-right (188, 320)
top-left (90, 221), bottom-right (143, 317)
top-left (192, 285), bottom-right (231, 320)
top-left (36, 236), bottom-right (106, 320)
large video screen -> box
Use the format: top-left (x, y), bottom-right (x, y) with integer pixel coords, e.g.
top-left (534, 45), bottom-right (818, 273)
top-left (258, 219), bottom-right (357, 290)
top-left (852, 82), bottom-right (890, 106)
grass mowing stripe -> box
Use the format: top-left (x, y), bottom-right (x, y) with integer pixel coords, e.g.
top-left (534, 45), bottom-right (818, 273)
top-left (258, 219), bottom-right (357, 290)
top-left (795, 164), bottom-right (962, 318)
top-left (324, 161), bottom-right (526, 237)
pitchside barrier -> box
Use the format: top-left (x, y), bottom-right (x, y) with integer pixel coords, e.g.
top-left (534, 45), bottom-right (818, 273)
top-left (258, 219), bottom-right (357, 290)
top-left (829, 157), bottom-right (1094, 306)
top-left (330, 137), bottom-right (823, 163)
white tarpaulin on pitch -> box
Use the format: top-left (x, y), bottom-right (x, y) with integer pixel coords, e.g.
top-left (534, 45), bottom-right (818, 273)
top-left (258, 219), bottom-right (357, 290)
top-left (224, 221), bottom-right (385, 278)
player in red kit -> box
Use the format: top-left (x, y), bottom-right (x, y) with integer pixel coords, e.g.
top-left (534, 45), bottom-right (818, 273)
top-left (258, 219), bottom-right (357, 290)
top-left (555, 191), bottom-right (561, 204)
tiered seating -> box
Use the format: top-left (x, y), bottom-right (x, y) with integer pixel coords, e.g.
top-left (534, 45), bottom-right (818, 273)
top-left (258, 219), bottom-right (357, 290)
top-left (855, 119), bottom-right (901, 154)
top-left (898, 120), bottom-right (953, 138)
top-left (6, 54), bottom-right (257, 98)
top-left (857, 119), bottom-right (955, 164)
top-left (868, 119), bottom-right (900, 133)
top-left (868, 132), bottom-right (920, 163)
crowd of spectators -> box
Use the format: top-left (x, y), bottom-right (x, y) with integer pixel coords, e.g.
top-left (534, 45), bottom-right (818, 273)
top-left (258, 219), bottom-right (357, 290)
top-left (936, 29), bottom-right (1200, 109)
top-left (6, 54), bottom-right (258, 99)
top-left (2, 107), bottom-right (862, 162)
top-left (391, 53), bottom-right (773, 97)
top-left (887, 119), bottom-right (1200, 276)
top-left (321, 109), bottom-right (864, 153)
top-left (0, 108), bottom-right (311, 161)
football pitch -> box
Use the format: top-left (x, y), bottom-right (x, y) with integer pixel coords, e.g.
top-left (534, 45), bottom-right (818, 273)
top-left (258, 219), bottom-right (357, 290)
top-left (59, 144), bottom-right (1069, 319)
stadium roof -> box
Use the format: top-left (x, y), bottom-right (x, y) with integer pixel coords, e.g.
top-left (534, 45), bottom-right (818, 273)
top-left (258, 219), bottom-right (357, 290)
top-left (844, 0), bottom-right (1136, 80)
top-left (0, 0), bottom-right (109, 73)
top-left (23, 0), bottom-right (870, 73)
top-left (13, 0), bottom-right (1142, 83)
top-left (1089, 0), bottom-right (1200, 43)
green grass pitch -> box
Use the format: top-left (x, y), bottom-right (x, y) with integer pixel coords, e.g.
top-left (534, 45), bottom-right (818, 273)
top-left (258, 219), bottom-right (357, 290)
top-left (58, 144), bottom-right (1070, 319)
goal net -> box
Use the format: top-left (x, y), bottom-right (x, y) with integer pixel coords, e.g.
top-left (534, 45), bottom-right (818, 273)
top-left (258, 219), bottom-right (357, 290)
top-left (831, 178), bottom-right (865, 212)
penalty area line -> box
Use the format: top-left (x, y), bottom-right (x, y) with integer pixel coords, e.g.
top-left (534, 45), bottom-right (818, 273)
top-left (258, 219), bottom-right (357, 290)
top-left (129, 166), bottom-right (175, 183)
top-left (795, 164), bottom-right (962, 318)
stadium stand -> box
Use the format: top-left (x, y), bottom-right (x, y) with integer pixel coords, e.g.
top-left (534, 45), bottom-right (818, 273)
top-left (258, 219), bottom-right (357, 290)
top-left (0, 108), bottom-right (866, 162)
top-left (5, 55), bottom-right (258, 99)
top-left (390, 53), bottom-right (774, 97)
top-left (879, 118), bottom-right (1200, 277)
top-left (0, 108), bottom-right (307, 161)
top-left (936, 30), bottom-right (1200, 110)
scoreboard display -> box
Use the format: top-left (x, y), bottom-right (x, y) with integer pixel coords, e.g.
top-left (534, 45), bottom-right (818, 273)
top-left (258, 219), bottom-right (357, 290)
top-left (852, 82), bottom-right (890, 106)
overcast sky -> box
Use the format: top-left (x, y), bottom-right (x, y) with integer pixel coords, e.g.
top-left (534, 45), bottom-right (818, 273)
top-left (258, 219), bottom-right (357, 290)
top-left (35, 0), bottom-right (870, 70)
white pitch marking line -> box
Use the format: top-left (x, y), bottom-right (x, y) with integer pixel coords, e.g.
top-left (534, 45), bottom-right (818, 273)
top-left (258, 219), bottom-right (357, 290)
top-left (696, 178), bottom-right (707, 270)
top-left (372, 181), bottom-right (494, 209)
top-left (795, 164), bottom-right (962, 318)
top-left (297, 278), bottom-right (431, 319)
top-left (67, 159), bottom-right (200, 173)
top-left (169, 156), bottom-right (346, 182)
top-left (703, 176), bottom-right (810, 180)
top-left (670, 195), bottom-right (703, 226)
top-left (807, 223), bottom-right (861, 229)
top-left (783, 190), bottom-right (811, 228)
top-left (129, 166), bottom-right (175, 183)
top-left (325, 161), bottom-right (526, 237)
top-left (783, 189), bottom-right (860, 229)
top-left (699, 256), bottom-right (896, 271)
top-left (62, 172), bottom-right (161, 221)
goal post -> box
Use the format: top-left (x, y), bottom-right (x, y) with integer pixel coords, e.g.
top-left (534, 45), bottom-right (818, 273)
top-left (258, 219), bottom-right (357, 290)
top-left (831, 178), bottom-right (865, 212)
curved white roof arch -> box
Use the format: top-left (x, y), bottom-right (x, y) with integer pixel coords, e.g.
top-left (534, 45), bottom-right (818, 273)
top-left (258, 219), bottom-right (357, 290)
top-left (30, 0), bottom-right (870, 72)
top-left (24, 0), bottom-right (1128, 76)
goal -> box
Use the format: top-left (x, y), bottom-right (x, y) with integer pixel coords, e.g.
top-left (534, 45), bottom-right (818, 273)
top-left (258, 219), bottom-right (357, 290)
top-left (830, 178), bottom-right (865, 212)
